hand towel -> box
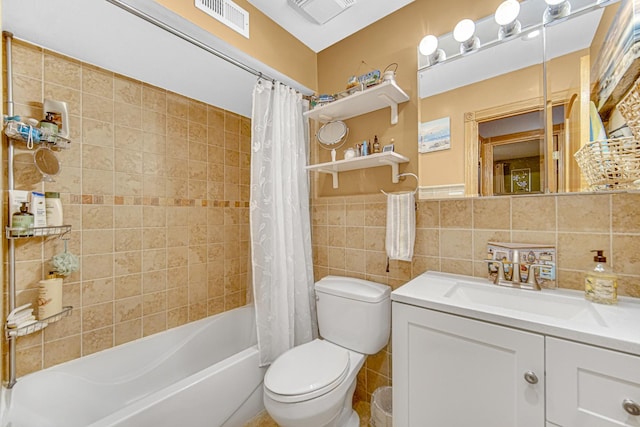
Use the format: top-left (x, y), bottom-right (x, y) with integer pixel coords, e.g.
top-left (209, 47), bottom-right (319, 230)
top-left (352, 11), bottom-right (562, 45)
top-left (385, 192), bottom-right (416, 262)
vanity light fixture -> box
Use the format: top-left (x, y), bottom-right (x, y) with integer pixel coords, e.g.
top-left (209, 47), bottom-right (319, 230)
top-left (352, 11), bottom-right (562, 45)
top-left (543, 0), bottom-right (571, 23)
top-left (419, 35), bottom-right (446, 66)
top-left (495, 0), bottom-right (521, 40)
top-left (453, 18), bottom-right (481, 54)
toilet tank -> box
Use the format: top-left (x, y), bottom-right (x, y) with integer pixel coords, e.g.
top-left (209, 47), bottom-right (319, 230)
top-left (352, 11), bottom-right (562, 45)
top-left (315, 276), bottom-right (391, 355)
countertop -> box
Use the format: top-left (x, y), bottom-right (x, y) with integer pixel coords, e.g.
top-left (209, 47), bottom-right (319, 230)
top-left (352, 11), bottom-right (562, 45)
top-left (391, 271), bottom-right (640, 356)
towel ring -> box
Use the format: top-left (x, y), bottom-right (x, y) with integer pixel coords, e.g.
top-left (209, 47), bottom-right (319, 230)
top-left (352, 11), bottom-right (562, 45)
top-left (381, 172), bottom-right (419, 195)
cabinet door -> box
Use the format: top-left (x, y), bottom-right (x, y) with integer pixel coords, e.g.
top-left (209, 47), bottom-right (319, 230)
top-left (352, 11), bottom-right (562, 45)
top-left (392, 302), bottom-right (545, 427)
top-left (546, 337), bottom-right (640, 427)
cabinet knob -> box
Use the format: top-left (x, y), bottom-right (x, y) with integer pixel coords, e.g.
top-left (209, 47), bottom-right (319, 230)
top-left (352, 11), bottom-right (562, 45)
top-left (523, 371), bottom-right (538, 385)
top-left (623, 399), bottom-right (640, 416)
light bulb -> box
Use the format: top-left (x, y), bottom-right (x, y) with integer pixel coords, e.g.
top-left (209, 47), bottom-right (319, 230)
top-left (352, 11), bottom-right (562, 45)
top-left (453, 19), bottom-right (476, 43)
top-left (495, 0), bottom-right (520, 26)
top-left (419, 35), bottom-right (438, 56)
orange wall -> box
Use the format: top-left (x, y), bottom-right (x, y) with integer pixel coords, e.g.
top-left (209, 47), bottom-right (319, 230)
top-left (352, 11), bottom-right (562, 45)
top-left (156, 0), bottom-right (318, 91)
top-left (312, 0), bottom-right (504, 196)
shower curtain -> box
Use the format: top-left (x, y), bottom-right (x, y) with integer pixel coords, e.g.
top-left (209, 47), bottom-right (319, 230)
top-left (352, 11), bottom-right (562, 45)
top-left (250, 80), bottom-right (317, 366)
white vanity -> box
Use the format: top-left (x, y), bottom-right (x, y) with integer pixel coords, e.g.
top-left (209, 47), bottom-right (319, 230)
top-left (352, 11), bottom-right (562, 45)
top-left (391, 271), bottom-right (640, 427)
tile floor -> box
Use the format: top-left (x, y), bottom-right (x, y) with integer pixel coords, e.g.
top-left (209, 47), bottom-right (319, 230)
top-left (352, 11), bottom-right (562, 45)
top-left (243, 401), bottom-right (372, 426)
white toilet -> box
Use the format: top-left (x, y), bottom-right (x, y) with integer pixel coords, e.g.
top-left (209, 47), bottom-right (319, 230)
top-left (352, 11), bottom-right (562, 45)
top-left (263, 276), bottom-right (391, 427)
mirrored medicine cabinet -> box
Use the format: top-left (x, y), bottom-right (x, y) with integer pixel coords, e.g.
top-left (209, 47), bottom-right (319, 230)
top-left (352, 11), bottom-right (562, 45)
top-left (417, 0), bottom-right (638, 197)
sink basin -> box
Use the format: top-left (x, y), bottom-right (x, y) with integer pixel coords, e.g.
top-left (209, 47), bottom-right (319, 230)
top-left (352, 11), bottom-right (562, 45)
top-left (444, 281), bottom-right (608, 327)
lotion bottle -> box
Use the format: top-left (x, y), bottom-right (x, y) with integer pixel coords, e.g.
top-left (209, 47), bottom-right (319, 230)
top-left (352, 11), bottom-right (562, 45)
top-left (37, 272), bottom-right (63, 320)
top-left (585, 250), bottom-right (618, 304)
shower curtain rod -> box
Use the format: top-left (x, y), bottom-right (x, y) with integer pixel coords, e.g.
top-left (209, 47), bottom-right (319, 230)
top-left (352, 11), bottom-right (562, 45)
top-left (105, 0), bottom-right (279, 84)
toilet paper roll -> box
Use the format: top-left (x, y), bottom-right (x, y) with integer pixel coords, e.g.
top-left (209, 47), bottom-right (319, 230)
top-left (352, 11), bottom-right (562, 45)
top-left (38, 277), bottom-right (63, 320)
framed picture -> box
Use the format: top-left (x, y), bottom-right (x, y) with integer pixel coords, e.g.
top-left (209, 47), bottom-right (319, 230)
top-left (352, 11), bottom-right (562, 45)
top-left (419, 117), bottom-right (451, 153)
top-left (511, 168), bottom-right (531, 193)
top-left (382, 143), bottom-right (395, 152)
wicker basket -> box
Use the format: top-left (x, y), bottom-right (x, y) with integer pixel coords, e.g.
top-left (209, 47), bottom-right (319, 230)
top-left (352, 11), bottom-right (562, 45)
top-left (574, 137), bottom-right (640, 190)
top-left (617, 75), bottom-right (640, 140)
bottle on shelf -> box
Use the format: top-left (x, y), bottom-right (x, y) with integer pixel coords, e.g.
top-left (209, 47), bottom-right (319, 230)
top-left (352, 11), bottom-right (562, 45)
top-left (37, 272), bottom-right (63, 320)
top-left (12, 202), bottom-right (33, 236)
top-left (373, 135), bottom-right (381, 153)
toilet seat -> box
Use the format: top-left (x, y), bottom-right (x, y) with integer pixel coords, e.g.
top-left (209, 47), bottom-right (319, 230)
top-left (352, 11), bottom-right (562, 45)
top-left (264, 339), bottom-right (350, 403)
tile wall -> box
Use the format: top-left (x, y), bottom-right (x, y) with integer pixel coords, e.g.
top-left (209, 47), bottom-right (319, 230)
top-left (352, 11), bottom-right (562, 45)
top-left (311, 191), bottom-right (640, 404)
top-left (2, 40), bottom-right (251, 378)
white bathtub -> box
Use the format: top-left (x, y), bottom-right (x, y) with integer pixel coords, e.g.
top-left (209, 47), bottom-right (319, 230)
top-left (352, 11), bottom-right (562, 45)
top-left (1, 305), bottom-right (266, 427)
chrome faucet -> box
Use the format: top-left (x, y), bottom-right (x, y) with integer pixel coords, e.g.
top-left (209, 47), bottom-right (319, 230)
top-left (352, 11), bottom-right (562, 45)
top-left (486, 243), bottom-right (556, 291)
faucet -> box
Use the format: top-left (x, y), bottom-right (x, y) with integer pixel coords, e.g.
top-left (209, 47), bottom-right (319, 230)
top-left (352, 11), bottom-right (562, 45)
top-left (487, 254), bottom-right (543, 291)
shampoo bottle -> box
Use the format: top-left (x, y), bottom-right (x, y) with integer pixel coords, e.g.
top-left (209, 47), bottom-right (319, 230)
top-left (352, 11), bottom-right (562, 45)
top-left (585, 250), bottom-right (617, 304)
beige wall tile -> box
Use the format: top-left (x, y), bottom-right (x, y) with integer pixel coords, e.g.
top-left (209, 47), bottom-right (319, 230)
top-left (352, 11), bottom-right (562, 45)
top-left (82, 302), bottom-right (114, 331)
top-left (613, 193), bottom-right (640, 233)
top-left (440, 229), bottom-right (472, 259)
top-left (114, 75), bottom-right (142, 105)
top-left (82, 65), bottom-right (113, 98)
top-left (168, 92), bottom-right (189, 119)
top-left (473, 198), bottom-right (510, 230)
top-left (82, 277), bottom-right (114, 306)
top-left (142, 85), bottom-right (166, 113)
top-left (115, 102), bottom-right (143, 129)
top-left (83, 327), bottom-right (113, 355)
top-left (44, 50), bottom-right (81, 90)
top-left (83, 118), bottom-right (114, 147)
top-left (557, 194), bottom-right (610, 232)
top-left (114, 251), bottom-right (142, 276)
top-left (82, 254), bottom-right (114, 280)
top-left (83, 93), bottom-right (114, 123)
top-left (440, 199), bottom-right (472, 228)
top-left (557, 233), bottom-right (610, 271)
top-left (82, 169), bottom-right (114, 195)
top-left (44, 335), bottom-right (81, 368)
top-left (613, 234), bottom-right (640, 276)
top-left (115, 274), bottom-right (142, 299)
top-left (115, 319), bottom-right (142, 346)
top-left (15, 41), bottom-right (43, 79)
top-left (511, 195), bottom-right (555, 231)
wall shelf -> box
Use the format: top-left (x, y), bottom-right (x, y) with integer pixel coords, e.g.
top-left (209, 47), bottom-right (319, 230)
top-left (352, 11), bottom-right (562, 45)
top-left (5, 306), bottom-right (73, 338)
top-left (305, 80), bottom-right (409, 125)
top-left (306, 151), bottom-right (409, 189)
top-left (6, 224), bottom-right (72, 239)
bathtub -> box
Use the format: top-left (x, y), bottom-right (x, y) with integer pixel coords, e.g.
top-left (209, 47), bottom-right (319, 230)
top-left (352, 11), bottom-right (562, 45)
top-left (1, 305), bottom-right (266, 427)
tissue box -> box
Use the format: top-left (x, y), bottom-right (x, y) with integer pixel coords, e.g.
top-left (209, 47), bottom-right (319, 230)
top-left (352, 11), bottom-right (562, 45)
top-left (486, 242), bottom-right (556, 288)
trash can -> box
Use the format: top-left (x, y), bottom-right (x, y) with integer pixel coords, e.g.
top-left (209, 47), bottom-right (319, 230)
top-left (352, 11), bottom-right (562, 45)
top-left (370, 386), bottom-right (393, 427)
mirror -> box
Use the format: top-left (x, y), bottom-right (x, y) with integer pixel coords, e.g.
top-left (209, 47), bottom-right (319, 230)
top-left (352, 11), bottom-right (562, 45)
top-left (33, 146), bottom-right (61, 182)
top-left (417, 0), bottom-right (636, 197)
top-left (317, 120), bottom-right (349, 149)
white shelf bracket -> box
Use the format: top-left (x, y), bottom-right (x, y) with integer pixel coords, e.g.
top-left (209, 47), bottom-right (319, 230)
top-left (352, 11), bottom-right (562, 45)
top-left (378, 93), bottom-right (399, 125)
top-left (331, 171), bottom-right (339, 189)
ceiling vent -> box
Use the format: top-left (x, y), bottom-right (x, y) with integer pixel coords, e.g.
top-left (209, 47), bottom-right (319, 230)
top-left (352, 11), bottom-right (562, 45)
top-left (287, 0), bottom-right (356, 25)
top-left (195, 0), bottom-right (249, 38)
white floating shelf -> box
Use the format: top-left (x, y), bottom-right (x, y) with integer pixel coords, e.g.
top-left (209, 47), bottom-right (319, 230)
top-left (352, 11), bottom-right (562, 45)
top-left (305, 80), bottom-right (409, 125)
top-left (306, 151), bottom-right (409, 189)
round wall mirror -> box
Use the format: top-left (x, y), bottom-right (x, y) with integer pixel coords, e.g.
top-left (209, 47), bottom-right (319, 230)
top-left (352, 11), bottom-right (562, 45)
top-left (33, 146), bottom-right (61, 182)
top-left (317, 120), bottom-right (349, 149)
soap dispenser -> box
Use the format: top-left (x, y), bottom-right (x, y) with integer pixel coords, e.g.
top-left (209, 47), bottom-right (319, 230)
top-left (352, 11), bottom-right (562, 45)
top-left (585, 250), bottom-right (618, 304)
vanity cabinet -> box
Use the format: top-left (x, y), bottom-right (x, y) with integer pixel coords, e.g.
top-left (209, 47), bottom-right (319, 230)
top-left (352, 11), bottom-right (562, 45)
top-left (393, 302), bottom-right (640, 427)
top-left (546, 337), bottom-right (640, 427)
top-left (392, 303), bottom-right (545, 427)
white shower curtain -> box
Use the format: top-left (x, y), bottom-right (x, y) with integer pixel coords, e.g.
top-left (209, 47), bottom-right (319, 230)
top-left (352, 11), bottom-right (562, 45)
top-left (250, 80), bottom-right (317, 366)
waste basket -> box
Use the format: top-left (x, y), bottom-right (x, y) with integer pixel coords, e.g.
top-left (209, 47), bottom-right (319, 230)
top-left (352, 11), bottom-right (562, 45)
top-left (370, 386), bottom-right (392, 427)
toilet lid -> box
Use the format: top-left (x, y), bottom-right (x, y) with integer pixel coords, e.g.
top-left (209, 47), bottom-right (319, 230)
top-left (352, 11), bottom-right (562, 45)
top-left (264, 339), bottom-right (350, 403)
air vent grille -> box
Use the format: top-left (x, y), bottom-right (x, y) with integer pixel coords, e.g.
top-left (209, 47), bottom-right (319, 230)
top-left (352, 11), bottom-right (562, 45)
top-left (195, 0), bottom-right (249, 38)
top-left (287, 0), bottom-right (356, 25)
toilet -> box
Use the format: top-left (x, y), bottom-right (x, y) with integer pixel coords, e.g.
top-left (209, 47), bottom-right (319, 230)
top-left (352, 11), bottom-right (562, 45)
top-left (263, 276), bottom-right (391, 427)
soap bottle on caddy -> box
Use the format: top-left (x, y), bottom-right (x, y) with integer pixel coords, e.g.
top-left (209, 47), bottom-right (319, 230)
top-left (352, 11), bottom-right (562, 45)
top-left (584, 250), bottom-right (618, 304)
